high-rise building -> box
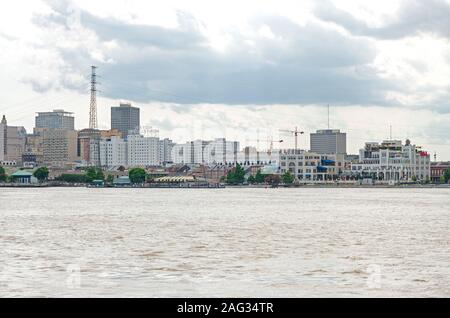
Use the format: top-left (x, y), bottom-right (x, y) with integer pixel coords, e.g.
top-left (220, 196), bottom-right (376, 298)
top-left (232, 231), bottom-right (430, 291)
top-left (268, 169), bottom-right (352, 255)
top-left (99, 136), bottom-right (127, 168)
top-left (0, 115), bottom-right (27, 165)
top-left (171, 139), bottom-right (240, 165)
top-left (111, 103), bottom-right (140, 139)
top-left (6, 126), bottom-right (27, 164)
top-left (203, 138), bottom-right (240, 165)
top-left (78, 129), bottom-right (101, 167)
top-left (310, 129), bottom-right (347, 154)
top-left (23, 130), bottom-right (45, 166)
top-left (159, 138), bottom-right (175, 165)
top-left (42, 129), bottom-right (78, 168)
top-left (35, 110), bottom-right (75, 130)
top-left (127, 135), bottom-right (160, 167)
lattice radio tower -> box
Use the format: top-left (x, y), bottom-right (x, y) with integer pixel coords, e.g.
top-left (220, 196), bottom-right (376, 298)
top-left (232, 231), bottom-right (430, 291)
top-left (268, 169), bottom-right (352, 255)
top-left (89, 66), bottom-right (98, 129)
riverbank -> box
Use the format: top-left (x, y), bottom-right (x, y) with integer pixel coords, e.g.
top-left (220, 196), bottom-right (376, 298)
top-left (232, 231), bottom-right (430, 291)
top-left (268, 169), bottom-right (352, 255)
top-left (1, 183), bottom-right (449, 189)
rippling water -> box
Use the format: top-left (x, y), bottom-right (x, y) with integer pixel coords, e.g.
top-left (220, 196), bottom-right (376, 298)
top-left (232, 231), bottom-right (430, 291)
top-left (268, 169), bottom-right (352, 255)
top-left (0, 187), bottom-right (449, 297)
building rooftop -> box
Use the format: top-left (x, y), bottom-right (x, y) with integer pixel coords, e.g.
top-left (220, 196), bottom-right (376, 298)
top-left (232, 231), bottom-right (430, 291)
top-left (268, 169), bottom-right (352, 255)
top-left (314, 129), bottom-right (343, 134)
top-left (37, 110), bottom-right (74, 116)
top-left (11, 170), bottom-right (33, 177)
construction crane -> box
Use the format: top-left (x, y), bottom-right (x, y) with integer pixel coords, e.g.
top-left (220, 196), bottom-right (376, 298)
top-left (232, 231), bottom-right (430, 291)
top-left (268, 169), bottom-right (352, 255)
top-left (279, 127), bottom-right (305, 152)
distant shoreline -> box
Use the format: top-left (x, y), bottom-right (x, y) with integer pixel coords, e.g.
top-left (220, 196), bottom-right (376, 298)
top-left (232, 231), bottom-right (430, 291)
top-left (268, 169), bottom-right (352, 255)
top-left (0, 183), bottom-right (449, 189)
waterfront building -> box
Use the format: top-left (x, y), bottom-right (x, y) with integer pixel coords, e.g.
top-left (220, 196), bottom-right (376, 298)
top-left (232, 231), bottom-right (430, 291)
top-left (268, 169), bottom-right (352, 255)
top-left (6, 126), bottom-right (27, 165)
top-left (99, 136), bottom-right (127, 168)
top-left (279, 149), bottom-right (345, 181)
top-left (1, 116), bottom-right (27, 166)
top-left (203, 138), bottom-right (240, 165)
top-left (192, 140), bottom-right (209, 164)
top-left (310, 129), bottom-right (347, 154)
top-left (171, 139), bottom-right (241, 165)
top-left (78, 129), bottom-right (101, 167)
top-left (159, 138), bottom-right (175, 165)
top-left (23, 130), bottom-right (44, 167)
top-left (127, 135), bottom-right (160, 167)
top-left (35, 110), bottom-right (75, 130)
top-left (111, 103), bottom-right (140, 139)
top-left (171, 140), bottom-right (209, 164)
top-left (351, 139), bottom-right (430, 182)
top-left (42, 129), bottom-right (78, 168)
top-left (10, 170), bottom-right (37, 184)
top-left (234, 147), bottom-right (280, 167)
top-left (171, 144), bottom-right (186, 165)
top-left (430, 161), bottom-right (450, 183)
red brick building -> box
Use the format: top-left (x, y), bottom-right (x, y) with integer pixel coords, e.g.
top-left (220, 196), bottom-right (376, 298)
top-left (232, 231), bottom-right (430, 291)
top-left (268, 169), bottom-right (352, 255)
top-left (430, 162), bottom-right (450, 183)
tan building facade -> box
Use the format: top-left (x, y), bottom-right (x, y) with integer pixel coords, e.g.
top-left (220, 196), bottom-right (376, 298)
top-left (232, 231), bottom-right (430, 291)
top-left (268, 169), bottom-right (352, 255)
top-left (43, 129), bottom-right (78, 168)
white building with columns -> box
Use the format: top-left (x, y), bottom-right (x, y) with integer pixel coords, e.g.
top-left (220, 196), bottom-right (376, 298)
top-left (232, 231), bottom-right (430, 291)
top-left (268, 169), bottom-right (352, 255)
top-left (351, 139), bottom-right (430, 182)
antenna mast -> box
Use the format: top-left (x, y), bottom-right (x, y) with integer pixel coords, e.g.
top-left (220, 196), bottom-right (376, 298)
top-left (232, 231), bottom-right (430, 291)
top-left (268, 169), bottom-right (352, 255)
top-left (89, 66), bottom-right (98, 129)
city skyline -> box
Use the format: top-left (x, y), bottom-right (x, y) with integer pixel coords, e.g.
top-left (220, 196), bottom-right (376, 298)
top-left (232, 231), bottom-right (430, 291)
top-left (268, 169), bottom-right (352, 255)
top-left (0, 0), bottom-right (449, 159)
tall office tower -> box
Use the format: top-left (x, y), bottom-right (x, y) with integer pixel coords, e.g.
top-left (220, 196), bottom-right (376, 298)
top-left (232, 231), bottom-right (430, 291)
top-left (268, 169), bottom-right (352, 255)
top-left (111, 103), bottom-right (140, 140)
top-left (310, 129), bottom-right (347, 154)
top-left (42, 129), bottom-right (78, 168)
top-left (35, 110), bottom-right (75, 130)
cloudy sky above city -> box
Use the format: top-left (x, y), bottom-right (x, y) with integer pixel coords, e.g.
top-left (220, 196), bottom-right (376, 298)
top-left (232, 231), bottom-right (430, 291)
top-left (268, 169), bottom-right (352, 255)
top-left (0, 0), bottom-right (449, 158)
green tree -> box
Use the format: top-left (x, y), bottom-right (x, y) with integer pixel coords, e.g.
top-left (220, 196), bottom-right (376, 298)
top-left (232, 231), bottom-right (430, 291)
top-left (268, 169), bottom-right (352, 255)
top-left (226, 164), bottom-right (245, 184)
top-left (282, 171), bottom-right (295, 184)
top-left (255, 170), bottom-right (265, 184)
top-left (247, 175), bottom-right (256, 184)
top-left (234, 164), bottom-right (245, 184)
top-left (0, 166), bottom-right (6, 182)
top-left (411, 175), bottom-right (417, 182)
top-left (85, 167), bottom-right (105, 183)
top-left (106, 174), bottom-right (114, 184)
top-left (444, 168), bottom-right (450, 183)
top-left (33, 167), bottom-right (49, 183)
top-left (56, 174), bottom-right (87, 183)
top-left (129, 168), bottom-right (147, 184)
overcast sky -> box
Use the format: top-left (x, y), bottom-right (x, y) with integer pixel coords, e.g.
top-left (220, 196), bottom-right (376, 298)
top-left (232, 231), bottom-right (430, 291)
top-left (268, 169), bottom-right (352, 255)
top-left (0, 0), bottom-right (449, 158)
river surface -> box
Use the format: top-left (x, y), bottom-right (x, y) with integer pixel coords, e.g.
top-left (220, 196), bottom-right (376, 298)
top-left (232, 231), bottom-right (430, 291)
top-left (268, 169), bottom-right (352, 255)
top-left (0, 187), bottom-right (449, 298)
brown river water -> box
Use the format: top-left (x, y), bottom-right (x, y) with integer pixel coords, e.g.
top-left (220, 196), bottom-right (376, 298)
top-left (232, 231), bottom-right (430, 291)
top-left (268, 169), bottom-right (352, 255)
top-left (0, 187), bottom-right (449, 297)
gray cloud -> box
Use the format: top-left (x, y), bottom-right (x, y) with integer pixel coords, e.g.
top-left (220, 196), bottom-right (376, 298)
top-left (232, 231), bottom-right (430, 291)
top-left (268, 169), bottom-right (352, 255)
top-left (26, 1), bottom-right (407, 108)
top-left (315, 0), bottom-right (450, 40)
